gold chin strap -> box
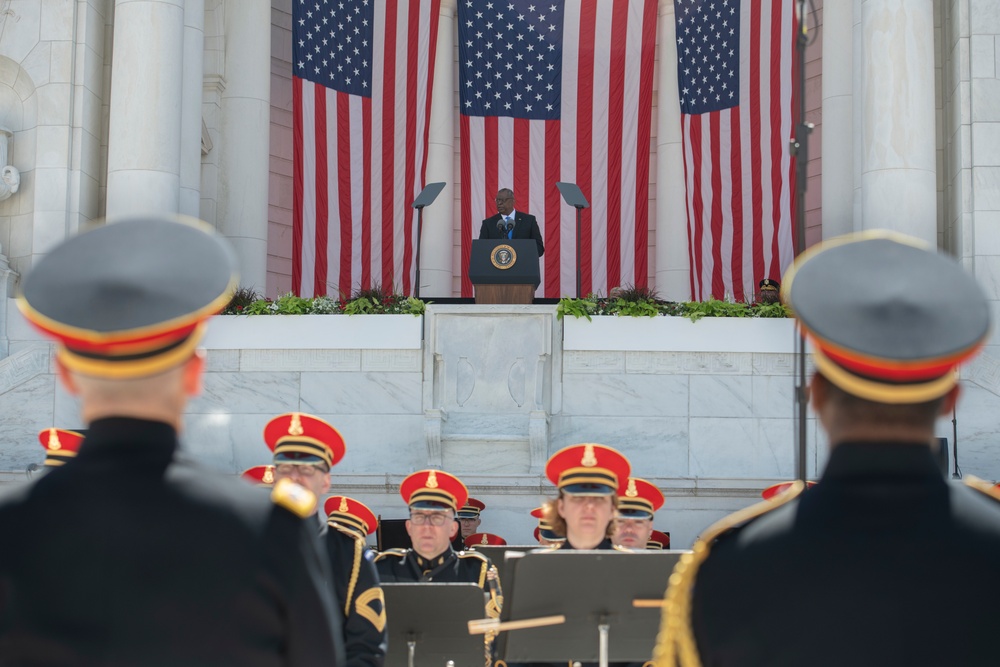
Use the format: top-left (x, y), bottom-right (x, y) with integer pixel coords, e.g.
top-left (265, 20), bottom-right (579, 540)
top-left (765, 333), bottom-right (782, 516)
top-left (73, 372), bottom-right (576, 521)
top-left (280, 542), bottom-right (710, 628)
top-left (652, 481), bottom-right (806, 667)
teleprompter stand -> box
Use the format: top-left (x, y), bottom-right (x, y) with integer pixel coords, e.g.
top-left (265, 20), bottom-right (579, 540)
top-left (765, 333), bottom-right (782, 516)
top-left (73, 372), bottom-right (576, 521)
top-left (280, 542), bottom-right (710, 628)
top-left (382, 583), bottom-right (487, 667)
top-left (469, 550), bottom-right (683, 667)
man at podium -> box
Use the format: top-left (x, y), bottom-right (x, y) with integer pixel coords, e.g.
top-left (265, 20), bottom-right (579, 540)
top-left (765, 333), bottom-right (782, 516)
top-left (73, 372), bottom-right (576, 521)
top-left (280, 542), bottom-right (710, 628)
top-left (479, 188), bottom-right (545, 258)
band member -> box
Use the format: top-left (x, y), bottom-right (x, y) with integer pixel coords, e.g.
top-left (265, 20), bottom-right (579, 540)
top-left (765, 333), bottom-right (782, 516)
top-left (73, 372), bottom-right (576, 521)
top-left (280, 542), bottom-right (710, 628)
top-left (375, 469), bottom-right (503, 618)
top-left (37, 428), bottom-right (86, 468)
top-left (264, 412), bottom-right (387, 667)
top-left (531, 506), bottom-right (565, 547)
top-left (654, 231), bottom-right (1000, 666)
top-left (646, 530), bottom-right (670, 550)
top-left (612, 477), bottom-right (665, 549)
top-left (541, 443), bottom-right (632, 550)
top-left (465, 532), bottom-right (507, 548)
top-left (2, 215), bottom-right (343, 664)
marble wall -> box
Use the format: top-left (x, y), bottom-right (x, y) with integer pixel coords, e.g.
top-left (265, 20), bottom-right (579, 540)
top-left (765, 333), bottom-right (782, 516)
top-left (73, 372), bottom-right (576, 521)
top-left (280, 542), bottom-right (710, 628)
top-left (4, 302), bottom-right (1000, 548)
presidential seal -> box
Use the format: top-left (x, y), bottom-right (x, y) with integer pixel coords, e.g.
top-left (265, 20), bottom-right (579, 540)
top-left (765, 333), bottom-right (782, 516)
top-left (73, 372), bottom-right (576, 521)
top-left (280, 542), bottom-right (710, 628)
top-left (490, 244), bottom-right (517, 270)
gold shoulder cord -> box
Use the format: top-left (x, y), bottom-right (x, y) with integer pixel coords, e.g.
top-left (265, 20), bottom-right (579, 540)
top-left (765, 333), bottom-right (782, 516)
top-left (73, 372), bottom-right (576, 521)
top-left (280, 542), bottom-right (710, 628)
top-left (652, 481), bottom-right (805, 667)
top-left (963, 475), bottom-right (1000, 501)
top-left (344, 535), bottom-right (364, 616)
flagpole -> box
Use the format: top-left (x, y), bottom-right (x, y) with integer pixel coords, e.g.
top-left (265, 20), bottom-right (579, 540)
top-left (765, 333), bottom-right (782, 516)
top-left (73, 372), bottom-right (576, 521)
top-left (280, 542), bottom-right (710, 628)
top-left (791, 0), bottom-right (814, 483)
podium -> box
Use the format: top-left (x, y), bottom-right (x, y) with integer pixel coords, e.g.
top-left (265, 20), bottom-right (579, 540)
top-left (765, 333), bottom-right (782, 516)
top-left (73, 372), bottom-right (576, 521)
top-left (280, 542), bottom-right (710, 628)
top-left (469, 239), bottom-right (540, 304)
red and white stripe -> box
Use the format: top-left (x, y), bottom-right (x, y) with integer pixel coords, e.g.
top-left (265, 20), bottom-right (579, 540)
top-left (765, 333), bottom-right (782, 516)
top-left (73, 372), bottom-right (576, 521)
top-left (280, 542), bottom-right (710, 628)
top-left (293, 0), bottom-right (440, 298)
top-left (460, 0), bottom-right (658, 298)
top-left (683, 0), bottom-right (797, 301)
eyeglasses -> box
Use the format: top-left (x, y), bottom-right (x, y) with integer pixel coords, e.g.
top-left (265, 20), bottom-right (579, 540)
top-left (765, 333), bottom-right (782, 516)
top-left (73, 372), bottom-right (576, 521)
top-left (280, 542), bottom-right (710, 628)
top-left (409, 512), bottom-right (452, 526)
top-left (495, 196), bottom-right (513, 203)
top-left (274, 463), bottom-right (327, 478)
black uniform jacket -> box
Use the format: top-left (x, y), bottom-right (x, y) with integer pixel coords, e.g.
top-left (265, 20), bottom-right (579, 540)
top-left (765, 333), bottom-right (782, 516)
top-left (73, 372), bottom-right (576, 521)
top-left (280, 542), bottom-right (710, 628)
top-left (374, 546), bottom-right (502, 618)
top-left (692, 442), bottom-right (1000, 667)
top-left (479, 211), bottom-right (545, 258)
top-left (0, 417), bottom-right (344, 667)
top-left (324, 523), bottom-right (387, 667)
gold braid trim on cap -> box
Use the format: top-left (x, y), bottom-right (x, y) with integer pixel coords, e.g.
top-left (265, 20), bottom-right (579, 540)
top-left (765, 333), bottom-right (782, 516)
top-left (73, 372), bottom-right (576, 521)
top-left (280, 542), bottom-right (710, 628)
top-left (652, 481), bottom-right (806, 667)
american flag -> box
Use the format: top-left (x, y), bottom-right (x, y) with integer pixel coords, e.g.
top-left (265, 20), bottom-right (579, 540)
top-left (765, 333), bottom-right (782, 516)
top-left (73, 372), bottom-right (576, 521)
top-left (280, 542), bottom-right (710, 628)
top-left (292, 0), bottom-right (440, 298)
top-left (675, 0), bottom-right (797, 301)
top-left (459, 0), bottom-right (658, 298)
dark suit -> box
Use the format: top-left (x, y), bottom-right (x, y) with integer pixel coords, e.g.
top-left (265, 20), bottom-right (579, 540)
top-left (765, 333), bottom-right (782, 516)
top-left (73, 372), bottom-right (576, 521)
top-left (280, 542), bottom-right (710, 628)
top-left (0, 417), bottom-right (344, 667)
top-left (690, 442), bottom-right (1000, 667)
top-left (479, 211), bottom-right (545, 258)
top-left (324, 524), bottom-right (387, 667)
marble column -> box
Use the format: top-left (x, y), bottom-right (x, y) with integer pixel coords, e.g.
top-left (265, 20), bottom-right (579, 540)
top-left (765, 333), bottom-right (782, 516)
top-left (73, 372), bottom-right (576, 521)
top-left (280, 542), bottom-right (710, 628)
top-left (179, 0), bottom-right (206, 219)
top-left (106, 0), bottom-right (185, 218)
top-left (655, 0), bottom-right (690, 300)
top-left (422, 0), bottom-right (457, 297)
top-left (217, 0), bottom-right (271, 292)
top-left (856, 0), bottom-right (937, 244)
top-left (821, 0), bottom-right (854, 239)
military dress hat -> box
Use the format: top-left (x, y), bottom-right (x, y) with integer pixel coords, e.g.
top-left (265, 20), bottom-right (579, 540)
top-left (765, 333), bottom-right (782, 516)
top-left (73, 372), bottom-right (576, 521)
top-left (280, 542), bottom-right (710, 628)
top-left (264, 412), bottom-right (345, 469)
top-left (647, 530), bottom-right (671, 550)
top-left (761, 480), bottom-right (817, 501)
top-left (400, 469), bottom-right (468, 513)
top-left (782, 231), bottom-right (991, 404)
top-left (324, 495), bottom-right (378, 538)
top-left (530, 506), bottom-right (565, 542)
top-left (617, 477), bottom-right (665, 519)
top-left (17, 216), bottom-right (237, 379)
top-left (545, 443), bottom-right (631, 495)
top-left (241, 465), bottom-right (275, 487)
top-left (759, 278), bottom-right (780, 291)
top-left (38, 428), bottom-right (86, 467)
top-left (465, 532), bottom-right (507, 547)
top-left (457, 497), bottom-right (486, 519)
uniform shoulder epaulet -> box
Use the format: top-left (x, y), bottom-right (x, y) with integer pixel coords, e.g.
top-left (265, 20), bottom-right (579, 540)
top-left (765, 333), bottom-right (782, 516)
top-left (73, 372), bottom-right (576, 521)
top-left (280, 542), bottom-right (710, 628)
top-left (270, 478), bottom-right (317, 518)
top-left (329, 521), bottom-right (366, 543)
top-left (651, 480), bottom-right (807, 667)
top-left (456, 549), bottom-right (490, 564)
top-left (373, 548), bottom-right (408, 562)
top-left (962, 475), bottom-right (1000, 502)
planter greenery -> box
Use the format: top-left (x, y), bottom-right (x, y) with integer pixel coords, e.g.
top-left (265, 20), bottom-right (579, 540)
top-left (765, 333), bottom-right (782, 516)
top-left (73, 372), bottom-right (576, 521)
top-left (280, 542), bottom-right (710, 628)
top-left (222, 285), bottom-right (426, 317)
top-left (556, 285), bottom-right (789, 321)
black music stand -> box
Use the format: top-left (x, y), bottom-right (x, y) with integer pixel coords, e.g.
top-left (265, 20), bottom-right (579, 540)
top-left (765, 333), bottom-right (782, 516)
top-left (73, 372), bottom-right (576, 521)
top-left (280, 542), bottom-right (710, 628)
top-left (555, 182), bottom-right (589, 298)
top-left (382, 583), bottom-right (488, 667)
top-left (495, 550), bottom-right (682, 666)
top-left (410, 181), bottom-right (446, 299)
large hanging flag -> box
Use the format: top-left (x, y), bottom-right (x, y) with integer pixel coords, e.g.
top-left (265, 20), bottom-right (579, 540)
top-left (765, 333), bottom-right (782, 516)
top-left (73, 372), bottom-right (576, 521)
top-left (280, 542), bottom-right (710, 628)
top-left (292, 0), bottom-right (441, 298)
top-left (674, 0), bottom-right (798, 301)
top-left (458, 0), bottom-right (658, 298)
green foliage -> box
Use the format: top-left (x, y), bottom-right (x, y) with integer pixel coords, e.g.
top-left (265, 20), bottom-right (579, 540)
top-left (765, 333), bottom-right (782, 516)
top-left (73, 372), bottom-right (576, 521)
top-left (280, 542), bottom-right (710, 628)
top-left (221, 286), bottom-right (262, 315)
top-left (556, 286), bottom-right (792, 321)
top-left (556, 296), bottom-right (597, 321)
top-left (224, 285), bottom-right (426, 317)
top-left (273, 293), bottom-right (314, 315)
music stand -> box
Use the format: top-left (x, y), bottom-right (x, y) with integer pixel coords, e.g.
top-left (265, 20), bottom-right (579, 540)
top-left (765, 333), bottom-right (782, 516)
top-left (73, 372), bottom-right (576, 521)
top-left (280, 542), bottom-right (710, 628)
top-left (555, 182), bottom-right (589, 298)
top-left (382, 583), bottom-right (488, 667)
top-left (410, 181), bottom-right (446, 299)
top-left (489, 550), bottom-right (683, 666)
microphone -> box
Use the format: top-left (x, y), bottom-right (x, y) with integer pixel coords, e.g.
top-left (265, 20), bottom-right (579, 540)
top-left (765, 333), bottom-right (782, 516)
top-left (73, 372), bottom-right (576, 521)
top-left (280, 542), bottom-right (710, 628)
top-left (497, 218), bottom-right (506, 234)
